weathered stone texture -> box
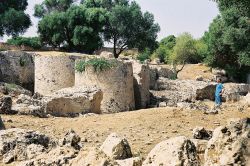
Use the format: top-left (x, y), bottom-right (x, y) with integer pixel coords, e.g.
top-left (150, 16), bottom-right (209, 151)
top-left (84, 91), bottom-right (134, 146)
top-left (75, 60), bottom-right (135, 113)
top-left (132, 61), bottom-right (150, 109)
top-left (44, 86), bottom-right (103, 116)
top-left (0, 51), bottom-right (34, 91)
top-left (143, 136), bottom-right (199, 166)
top-left (35, 54), bottom-right (75, 96)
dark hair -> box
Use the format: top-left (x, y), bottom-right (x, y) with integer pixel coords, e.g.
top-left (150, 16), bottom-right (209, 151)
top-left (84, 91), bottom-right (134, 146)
top-left (217, 78), bottom-right (222, 82)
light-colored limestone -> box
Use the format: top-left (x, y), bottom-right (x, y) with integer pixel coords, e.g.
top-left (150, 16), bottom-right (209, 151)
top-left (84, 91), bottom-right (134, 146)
top-left (204, 118), bottom-right (250, 166)
top-left (35, 54), bottom-right (76, 96)
top-left (75, 60), bottom-right (134, 113)
top-left (44, 86), bottom-right (103, 116)
top-left (100, 133), bottom-right (132, 160)
top-left (143, 136), bottom-right (199, 166)
top-left (132, 61), bottom-right (150, 109)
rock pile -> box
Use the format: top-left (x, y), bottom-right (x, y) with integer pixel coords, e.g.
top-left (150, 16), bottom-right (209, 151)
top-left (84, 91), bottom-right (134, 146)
top-left (0, 118), bottom-right (248, 165)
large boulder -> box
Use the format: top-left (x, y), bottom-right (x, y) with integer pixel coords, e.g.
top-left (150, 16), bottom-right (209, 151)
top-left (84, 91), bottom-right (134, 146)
top-left (132, 61), bottom-right (150, 109)
top-left (12, 94), bottom-right (45, 117)
top-left (43, 86), bottom-right (103, 116)
top-left (100, 133), bottom-right (132, 160)
top-left (143, 136), bottom-right (200, 166)
top-left (204, 118), bottom-right (250, 166)
top-left (0, 96), bottom-right (14, 114)
top-left (0, 128), bottom-right (55, 164)
top-left (0, 51), bottom-right (34, 91)
top-left (151, 78), bottom-right (216, 107)
top-left (69, 148), bottom-right (116, 166)
top-left (223, 83), bottom-right (250, 102)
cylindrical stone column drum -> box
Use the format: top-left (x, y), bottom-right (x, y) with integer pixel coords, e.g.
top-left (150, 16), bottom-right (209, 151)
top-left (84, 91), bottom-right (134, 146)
top-left (35, 54), bottom-right (75, 96)
top-left (75, 60), bottom-right (135, 113)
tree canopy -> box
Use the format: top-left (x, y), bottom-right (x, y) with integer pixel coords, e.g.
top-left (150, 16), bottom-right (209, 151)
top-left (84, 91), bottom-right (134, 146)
top-left (152, 35), bottom-right (176, 63)
top-left (205, 0), bottom-right (250, 81)
top-left (35, 0), bottom-right (106, 53)
top-left (0, 0), bottom-right (31, 37)
top-left (82, 0), bottom-right (160, 58)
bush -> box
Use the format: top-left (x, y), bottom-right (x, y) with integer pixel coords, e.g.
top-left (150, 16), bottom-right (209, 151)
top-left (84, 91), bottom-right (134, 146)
top-left (137, 48), bottom-right (151, 63)
top-left (7, 37), bottom-right (42, 49)
top-left (75, 58), bottom-right (117, 73)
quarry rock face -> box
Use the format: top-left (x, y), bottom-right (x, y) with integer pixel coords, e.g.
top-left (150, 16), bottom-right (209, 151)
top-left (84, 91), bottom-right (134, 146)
top-left (44, 86), bottom-right (103, 116)
top-left (100, 133), bottom-right (132, 160)
top-left (149, 65), bottom-right (175, 90)
top-left (75, 60), bottom-right (135, 113)
top-left (0, 51), bottom-right (35, 91)
top-left (132, 61), bottom-right (150, 109)
top-left (35, 54), bottom-right (76, 96)
top-left (143, 136), bottom-right (199, 166)
top-left (204, 118), bottom-right (250, 166)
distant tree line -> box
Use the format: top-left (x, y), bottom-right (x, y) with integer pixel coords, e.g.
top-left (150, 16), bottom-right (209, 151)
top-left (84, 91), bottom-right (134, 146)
top-left (138, 0), bottom-right (250, 82)
top-left (1, 0), bottom-right (249, 81)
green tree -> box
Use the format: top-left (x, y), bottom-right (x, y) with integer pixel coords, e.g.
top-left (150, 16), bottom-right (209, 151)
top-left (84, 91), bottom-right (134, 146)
top-left (35, 0), bottom-right (106, 53)
top-left (152, 35), bottom-right (176, 63)
top-left (0, 0), bottom-right (31, 37)
top-left (205, 0), bottom-right (250, 81)
top-left (170, 33), bottom-right (198, 78)
top-left (82, 0), bottom-right (160, 58)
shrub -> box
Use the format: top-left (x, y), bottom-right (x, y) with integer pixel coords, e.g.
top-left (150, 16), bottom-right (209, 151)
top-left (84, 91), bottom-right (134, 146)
top-left (75, 58), bottom-right (117, 73)
top-left (7, 37), bottom-right (42, 49)
top-left (137, 48), bottom-right (151, 63)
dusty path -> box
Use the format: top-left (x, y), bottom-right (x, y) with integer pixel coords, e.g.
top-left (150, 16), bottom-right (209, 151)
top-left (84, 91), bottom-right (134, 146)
top-left (2, 103), bottom-right (250, 159)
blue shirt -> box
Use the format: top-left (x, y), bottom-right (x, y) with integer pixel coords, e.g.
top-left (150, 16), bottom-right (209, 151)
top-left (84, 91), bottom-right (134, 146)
top-left (215, 83), bottom-right (223, 96)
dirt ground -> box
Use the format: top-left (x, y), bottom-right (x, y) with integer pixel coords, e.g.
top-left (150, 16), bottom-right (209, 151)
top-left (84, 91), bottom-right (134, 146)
top-left (2, 102), bottom-right (250, 160)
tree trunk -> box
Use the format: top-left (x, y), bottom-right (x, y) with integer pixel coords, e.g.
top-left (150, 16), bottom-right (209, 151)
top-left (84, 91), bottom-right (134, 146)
top-left (113, 37), bottom-right (119, 58)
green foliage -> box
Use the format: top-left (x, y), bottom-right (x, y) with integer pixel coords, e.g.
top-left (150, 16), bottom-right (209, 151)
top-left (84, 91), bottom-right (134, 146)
top-left (4, 83), bottom-right (17, 91)
top-left (7, 37), bottom-right (42, 49)
top-left (75, 58), bottom-right (116, 73)
top-left (205, 0), bottom-right (250, 81)
top-left (137, 48), bottom-right (151, 63)
top-left (19, 56), bottom-right (29, 67)
top-left (82, 0), bottom-right (160, 58)
top-left (170, 33), bottom-right (199, 64)
top-left (35, 1), bottom-right (106, 53)
top-left (152, 35), bottom-right (176, 63)
top-left (0, 0), bottom-right (31, 37)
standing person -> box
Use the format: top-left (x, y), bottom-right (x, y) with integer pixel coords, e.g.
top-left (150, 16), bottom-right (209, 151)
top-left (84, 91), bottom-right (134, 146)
top-left (215, 78), bottom-right (223, 108)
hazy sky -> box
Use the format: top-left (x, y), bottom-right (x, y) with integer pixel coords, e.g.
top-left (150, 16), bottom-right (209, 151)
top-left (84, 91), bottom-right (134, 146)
top-left (1, 0), bottom-right (219, 42)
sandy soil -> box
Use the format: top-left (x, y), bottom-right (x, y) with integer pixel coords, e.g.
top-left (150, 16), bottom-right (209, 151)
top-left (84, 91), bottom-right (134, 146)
top-left (2, 102), bottom-right (249, 159)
